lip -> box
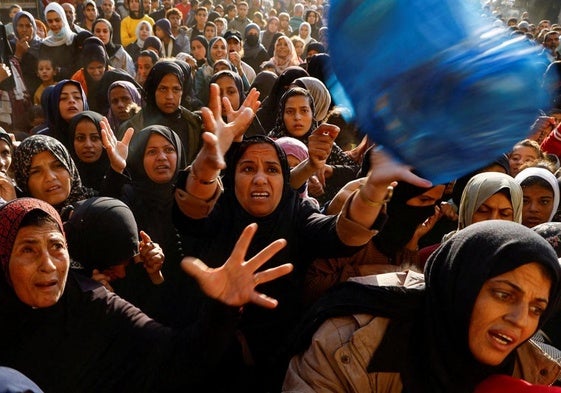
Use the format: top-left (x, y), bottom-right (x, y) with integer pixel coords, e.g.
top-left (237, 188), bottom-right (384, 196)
top-left (487, 328), bottom-right (518, 352)
top-left (35, 279), bottom-right (58, 290)
top-left (80, 151), bottom-right (97, 159)
top-left (45, 184), bottom-right (62, 193)
top-left (525, 216), bottom-right (544, 225)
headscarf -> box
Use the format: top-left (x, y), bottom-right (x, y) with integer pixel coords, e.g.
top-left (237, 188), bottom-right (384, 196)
top-left (303, 42), bottom-right (325, 59)
top-left (92, 18), bottom-right (122, 58)
top-left (298, 22), bottom-right (313, 46)
top-left (106, 80), bottom-right (142, 132)
top-left (458, 172), bottom-right (523, 229)
top-left (134, 20), bottom-right (153, 49)
top-left (270, 35), bottom-right (300, 75)
top-left (269, 86), bottom-right (318, 141)
top-left (191, 35), bottom-right (209, 67)
top-left (44, 79), bottom-right (89, 150)
top-left (81, 36), bottom-right (109, 69)
top-left (212, 59), bottom-right (235, 73)
top-left (0, 128), bottom-right (13, 155)
top-left (143, 36), bottom-right (164, 57)
top-left (249, 70), bottom-right (277, 101)
top-left (42, 2), bottom-right (76, 47)
top-left (12, 11), bottom-right (41, 56)
top-left (243, 22), bottom-right (265, 59)
top-left (0, 198), bottom-right (63, 274)
top-left (293, 76), bottom-right (331, 122)
top-left (67, 111), bottom-right (110, 191)
top-left (173, 59), bottom-right (200, 110)
top-left (13, 135), bottom-right (94, 212)
top-left (515, 167), bottom-right (560, 222)
top-left (207, 36), bottom-right (228, 67)
top-left (143, 60), bottom-right (184, 120)
top-left (210, 70), bottom-right (245, 109)
top-left (63, 197), bottom-right (139, 276)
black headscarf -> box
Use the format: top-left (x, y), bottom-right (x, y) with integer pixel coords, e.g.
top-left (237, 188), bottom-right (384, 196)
top-left (249, 70), bottom-right (278, 101)
top-left (191, 36), bottom-right (208, 68)
top-left (268, 86), bottom-right (318, 140)
top-left (67, 111), bottom-right (110, 191)
top-left (143, 60), bottom-right (184, 121)
top-left (64, 197), bottom-right (139, 276)
top-left (210, 70), bottom-right (245, 109)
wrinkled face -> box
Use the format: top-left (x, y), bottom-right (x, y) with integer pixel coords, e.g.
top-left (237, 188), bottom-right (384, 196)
top-left (0, 140), bottom-right (11, 173)
top-left (521, 184), bottom-right (554, 228)
top-left (59, 84), bottom-right (84, 122)
top-left (143, 133), bottom-right (177, 183)
top-left (16, 15), bottom-right (34, 40)
top-left (283, 95), bottom-right (313, 137)
top-left (86, 61), bottom-right (105, 82)
top-left (46, 11), bottom-right (63, 34)
top-left (27, 151), bottom-right (72, 206)
top-left (509, 145), bottom-right (539, 177)
top-left (155, 74), bottom-right (182, 114)
top-left (109, 86), bottom-right (134, 121)
top-left (136, 56), bottom-right (154, 85)
top-left (37, 60), bottom-right (55, 82)
top-left (73, 119), bottom-right (103, 163)
top-left (84, 4), bottom-right (98, 21)
top-left (216, 75), bottom-right (240, 111)
top-left (275, 37), bottom-right (290, 58)
top-left (9, 223), bottom-right (69, 308)
top-left (469, 263), bottom-right (550, 365)
top-left (235, 144), bottom-right (284, 217)
top-left (191, 40), bottom-right (206, 60)
top-left (93, 22), bottom-right (111, 45)
top-left (210, 39), bottom-right (227, 61)
top-left (472, 193), bottom-right (514, 224)
top-left (138, 22), bottom-right (151, 40)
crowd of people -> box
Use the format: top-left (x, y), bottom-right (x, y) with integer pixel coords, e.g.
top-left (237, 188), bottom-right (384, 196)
top-left (2, 0), bottom-right (561, 392)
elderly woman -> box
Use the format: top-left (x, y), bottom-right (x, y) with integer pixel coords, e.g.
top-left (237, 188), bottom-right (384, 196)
top-left (172, 84), bottom-right (433, 391)
top-left (0, 197), bottom-right (291, 392)
top-left (284, 220), bottom-right (561, 392)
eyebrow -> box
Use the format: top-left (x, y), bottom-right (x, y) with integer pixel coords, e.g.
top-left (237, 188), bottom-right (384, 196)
top-left (493, 279), bottom-right (549, 305)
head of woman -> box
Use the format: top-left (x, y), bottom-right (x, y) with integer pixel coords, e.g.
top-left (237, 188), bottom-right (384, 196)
top-left (274, 35), bottom-right (295, 60)
top-left (458, 172), bottom-right (523, 229)
top-left (14, 11), bottom-right (38, 43)
top-left (293, 76), bottom-right (331, 123)
top-left (515, 167), bottom-right (560, 228)
top-left (142, 36), bottom-right (163, 57)
top-left (107, 80), bottom-right (142, 128)
top-left (509, 139), bottom-right (543, 177)
top-left (81, 37), bottom-right (109, 83)
top-left (272, 87), bottom-right (317, 139)
top-left (92, 18), bottom-right (113, 46)
top-left (422, 220), bottom-right (561, 389)
top-left (0, 198), bottom-right (68, 308)
top-left (298, 22), bottom-right (311, 39)
top-left (191, 36), bottom-right (208, 62)
top-left (210, 70), bottom-right (244, 112)
top-left (127, 125), bottom-right (186, 185)
top-left (68, 111), bottom-right (104, 165)
top-left (290, 36), bottom-right (305, 59)
top-left (136, 20), bottom-right (152, 43)
top-left (44, 3), bottom-right (69, 36)
top-left (224, 136), bottom-right (291, 218)
top-left (47, 80), bottom-right (88, 134)
top-left (13, 135), bottom-right (86, 210)
top-left (207, 36), bottom-right (228, 65)
top-left (0, 130), bottom-right (13, 175)
top-left (212, 58), bottom-right (234, 74)
top-left (143, 61), bottom-right (184, 115)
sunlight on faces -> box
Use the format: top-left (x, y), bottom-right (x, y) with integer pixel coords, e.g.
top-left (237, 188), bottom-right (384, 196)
top-left (155, 74), bottom-right (182, 114)
top-left (73, 119), bottom-right (103, 163)
top-left (136, 55), bottom-right (154, 85)
top-left (143, 133), bottom-right (177, 183)
top-left (235, 144), bottom-right (284, 217)
top-left (138, 22), bottom-right (151, 40)
top-left (37, 59), bottom-right (56, 83)
top-left (472, 193), bottom-right (514, 223)
top-left (283, 95), bottom-right (313, 138)
top-left (109, 86), bottom-right (134, 121)
top-left (522, 184), bottom-right (554, 228)
top-left (86, 61), bottom-right (105, 82)
top-left (16, 16), bottom-right (33, 40)
top-left (9, 223), bottom-right (69, 308)
top-left (469, 263), bottom-right (551, 366)
top-left (210, 39), bottom-right (227, 62)
top-left (27, 151), bottom-right (72, 206)
top-left (59, 83), bottom-right (84, 122)
top-left (275, 37), bottom-right (290, 58)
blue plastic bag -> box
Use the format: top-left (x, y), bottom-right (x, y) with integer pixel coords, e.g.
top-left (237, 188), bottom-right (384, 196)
top-left (328, 0), bottom-right (552, 183)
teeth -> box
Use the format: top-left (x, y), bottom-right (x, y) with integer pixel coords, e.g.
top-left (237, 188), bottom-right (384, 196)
top-left (492, 332), bottom-right (513, 345)
top-left (252, 193), bottom-right (268, 198)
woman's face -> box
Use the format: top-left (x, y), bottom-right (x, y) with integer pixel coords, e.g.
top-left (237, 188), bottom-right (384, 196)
top-left (191, 40), bottom-right (207, 61)
top-left (283, 95), bottom-right (313, 137)
top-left (109, 86), bottom-right (134, 121)
top-left (468, 262), bottom-right (550, 366)
top-left (406, 185), bottom-right (445, 206)
top-left (210, 39), bottom-right (227, 61)
top-left (213, 62), bottom-right (231, 73)
top-left (0, 140), bottom-right (12, 173)
top-left (9, 222), bottom-right (69, 308)
top-left (472, 192), bottom-right (514, 224)
top-left (143, 133), bottom-right (177, 184)
top-left (268, 18), bottom-right (279, 33)
top-left (139, 23), bottom-right (151, 40)
top-left (46, 10), bottom-right (63, 34)
top-left (73, 119), bottom-right (103, 163)
top-left (235, 143), bottom-right (284, 217)
top-left (27, 151), bottom-right (72, 206)
top-left (155, 74), bottom-right (182, 114)
top-left (293, 40), bottom-right (304, 57)
top-left (93, 22), bottom-right (111, 45)
top-left (306, 12), bottom-right (317, 24)
top-left (299, 24), bottom-right (310, 38)
top-left (216, 75), bottom-right (240, 111)
top-left (521, 184), bottom-right (554, 227)
top-left (275, 37), bottom-right (290, 58)
top-left (58, 83), bottom-right (84, 122)
top-left (86, 61), bottom-right (106, 82)
top-left (509, 145), bottom-right (539, 177)
top-left (154, 25), bottom-right (166, 40)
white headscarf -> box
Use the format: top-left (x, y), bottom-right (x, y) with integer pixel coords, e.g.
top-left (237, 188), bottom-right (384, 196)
top-left (42, 3), bottom-right (76, 47)
top-left (515, 167), bottom-right (561, 222)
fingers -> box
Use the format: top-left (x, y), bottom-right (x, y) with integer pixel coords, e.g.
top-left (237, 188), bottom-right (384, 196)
top-left (181, 257), bottom-right (212, 281)
top-left (253, 263), bottom-right (293, 286)
top-left (201, 107), bottom-right (217, 134)
top-left (229, 223), bottom-right (258, 265)
top-left (122, 127), bottom-right (134, 146)
top-left (314, 123), bottom-right (340, 139)
top-left (250, 292), bottom-right (279, 309)
top-left (244, 238), bottom-right (288, 273)
top-left (222, 96), bottom-right (234, 116)
top-left (139, 230), bottom-right (151, 244)
top-left (207, 83), bottom-right (222, 121)
top-left (243, 88), bottom-right (261, 112)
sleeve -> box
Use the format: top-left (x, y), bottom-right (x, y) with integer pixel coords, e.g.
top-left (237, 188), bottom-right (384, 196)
top-left (541, 127), bottom-right (561, 159)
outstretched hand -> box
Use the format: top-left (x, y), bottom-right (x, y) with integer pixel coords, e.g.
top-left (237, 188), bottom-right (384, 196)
top-left (222, 87), bottom-right (261, 124)
top-left (181, 223), bottom-right (293, 308)
top-left (100, 117), bottom-right (134, 174)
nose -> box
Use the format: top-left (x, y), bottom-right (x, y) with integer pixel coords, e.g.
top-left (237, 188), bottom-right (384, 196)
top-left (504, 303), bottom-right (529, 328)
top-left (252, 169), bottom-right (267, 184)
top-left (527, 201), bottom-right (539, 212)
top-left (39, 251), bottom-right (57, 273)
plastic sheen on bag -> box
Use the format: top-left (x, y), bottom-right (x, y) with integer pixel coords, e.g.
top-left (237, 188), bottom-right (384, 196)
top-left (328, 0), bottom-right (553, 184)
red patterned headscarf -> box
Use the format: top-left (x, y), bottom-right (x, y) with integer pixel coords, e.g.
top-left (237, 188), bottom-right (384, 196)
top-left (0, 198), bottom-right (63, 273)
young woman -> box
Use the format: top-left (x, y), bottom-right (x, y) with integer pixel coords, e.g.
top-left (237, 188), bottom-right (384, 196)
top-left (515, 166), bottom-right (560, 228)
top-left (92, 18), bottom-right (136, 77)
top-left (125, 20), bottom-right (153, 63)
top-left (268, 35), bottom-right (300, 75)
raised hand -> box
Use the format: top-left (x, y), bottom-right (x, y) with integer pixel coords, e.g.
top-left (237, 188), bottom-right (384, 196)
top-left (222, 87), bottom-right (261, 125)
top-left (181, 223), bottom-right (293, 308)
top-left (100, 117), bottom-right (134, 173)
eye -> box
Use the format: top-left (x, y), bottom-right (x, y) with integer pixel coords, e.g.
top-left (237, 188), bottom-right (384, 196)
top-left (75, 135), bottom-right (85, 142)
top-left (530, 305), bottom-right (545, 317)
top-left (164, 146), bottom-right (176, 154)
top-left (267, 166), bottom-right (280, 174)
top-left (492, 289), bottom-right (512, 302)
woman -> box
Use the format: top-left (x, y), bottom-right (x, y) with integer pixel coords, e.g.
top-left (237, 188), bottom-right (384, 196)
top-left (125, 19), bottom-right (153, 63)
top-left (284, 220), bottom-right (561, 392)
top-left (190, 35), bottom-right (209, 70)
top-left (92, 18), bottom-right (136, 77)
top-left (269, 35), bottom-right (300, 75)
top-left (10, 11), bottom-right (42, 99)
top-left (39, 3), bottom-right (79, 80)
top-left (515, 166), bottom-right (560, 228)
top-left (261, 16), bottom-right (280, 50)
top-left (106, 80), bottom-right (142, 133)
top-left (297, 22), bottom-right (314, 47)
top-left (119, 60), bottom-right (203, 164)
top-left (12, 134), bottom-right (96, 212)
top-left (269, 86), bottom-right (359, 205)
top-left (67, 111), bottom-right (110, 192)
top-left (194, 36), bottom-right (229, 105)
top-left (209, 70), bottom-right (265, 137)
top-left (172, 97), bottom-right (430, 391)
top-left (0, 197), bottom-right (292, 392)
top-left (304, 9), bottom-right (322, 40)
top-left (293, 76), bottom-right (331, 123)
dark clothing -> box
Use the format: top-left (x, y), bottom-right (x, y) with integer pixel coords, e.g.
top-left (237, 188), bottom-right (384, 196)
top-left (39, 42), bottom-right (79, 81)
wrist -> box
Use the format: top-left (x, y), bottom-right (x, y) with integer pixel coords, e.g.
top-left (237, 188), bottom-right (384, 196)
top-left (190, 165), bottom-right (219, 185)
top-left (359, 184), bottom-right (393, 207)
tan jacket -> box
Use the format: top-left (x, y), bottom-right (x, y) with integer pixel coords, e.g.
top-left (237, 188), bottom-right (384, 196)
top-left (283, 313), bottom-right (561, 393)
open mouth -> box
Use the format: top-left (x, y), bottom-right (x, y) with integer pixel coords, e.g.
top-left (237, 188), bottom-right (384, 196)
top-left (251, 191), bottom-right (269, 199)
top-left (489, 330), bottom-right (515, 346)
top-left (46, 185), bottom-right (61, 193)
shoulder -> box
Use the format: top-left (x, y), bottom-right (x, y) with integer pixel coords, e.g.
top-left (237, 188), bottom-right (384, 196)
top-left (514, 340), bottom-right (561, 385)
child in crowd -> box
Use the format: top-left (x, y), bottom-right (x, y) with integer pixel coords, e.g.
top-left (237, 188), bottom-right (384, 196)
top-left (33, 58), bottom-right (57, 105)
